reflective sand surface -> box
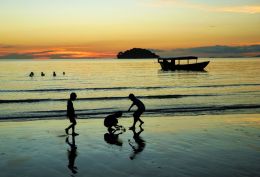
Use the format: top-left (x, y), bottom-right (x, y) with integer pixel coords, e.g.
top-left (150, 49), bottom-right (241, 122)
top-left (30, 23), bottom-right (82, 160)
top-left (0, 114), bottom-right (259, 177)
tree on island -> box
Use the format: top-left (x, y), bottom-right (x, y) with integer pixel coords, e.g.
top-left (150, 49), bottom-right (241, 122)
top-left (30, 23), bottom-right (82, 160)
top-left (117, 48), bottom-right (159, 59)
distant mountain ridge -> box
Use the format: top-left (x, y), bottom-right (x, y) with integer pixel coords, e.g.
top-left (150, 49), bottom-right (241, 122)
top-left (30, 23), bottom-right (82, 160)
top-left (117, 48), bottom-right (159, 59)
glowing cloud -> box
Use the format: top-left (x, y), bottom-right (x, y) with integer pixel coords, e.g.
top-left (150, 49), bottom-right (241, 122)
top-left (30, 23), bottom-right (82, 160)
top-left (218, 5), bottom-right (260, 14)
top-left (0, 46), bottom-right (115, 59)
top-left (145, 0), bottom-right (260, 14)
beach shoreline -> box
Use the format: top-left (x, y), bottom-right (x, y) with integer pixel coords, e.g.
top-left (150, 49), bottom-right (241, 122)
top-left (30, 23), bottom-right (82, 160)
top-left (0, 114), bottom-right (259, 177)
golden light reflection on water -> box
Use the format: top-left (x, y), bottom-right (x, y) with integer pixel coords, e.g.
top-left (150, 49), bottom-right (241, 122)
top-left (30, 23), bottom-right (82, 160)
top-left (141, 114), bottom-right (260, 134)
top-left (0, 58), bottom-right (259, 120)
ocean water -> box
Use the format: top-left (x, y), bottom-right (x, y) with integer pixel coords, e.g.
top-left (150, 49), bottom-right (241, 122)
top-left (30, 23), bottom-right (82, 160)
top-left (0, 58), bottom-right (259, 120)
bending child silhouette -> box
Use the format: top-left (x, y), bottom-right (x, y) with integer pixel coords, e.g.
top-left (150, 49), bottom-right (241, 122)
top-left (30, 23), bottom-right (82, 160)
top-left (128, 93), bottom-right (145, 129)
top-left (65, 92), bottom-right (78, 136)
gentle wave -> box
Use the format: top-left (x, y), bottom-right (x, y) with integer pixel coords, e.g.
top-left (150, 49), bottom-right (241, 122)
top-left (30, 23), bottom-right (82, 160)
top-left (196, 83), bottom-right (260, 88)
top-left (0, 94), bottom-right (217, 104)
top-left (0, 83), bottom-right (259, 93)
top-left (0, 86), bottom-right (169, 93)
top-left (0, 104), bottom-right (259, 120)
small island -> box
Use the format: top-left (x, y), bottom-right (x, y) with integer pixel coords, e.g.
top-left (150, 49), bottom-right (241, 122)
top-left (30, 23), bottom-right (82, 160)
top-left (117, 48), bottom-right (159, 59)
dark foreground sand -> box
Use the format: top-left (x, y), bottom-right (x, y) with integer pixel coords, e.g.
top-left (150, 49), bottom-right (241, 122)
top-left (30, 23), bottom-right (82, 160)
top-left (0, 114), bottom-right (260, 177)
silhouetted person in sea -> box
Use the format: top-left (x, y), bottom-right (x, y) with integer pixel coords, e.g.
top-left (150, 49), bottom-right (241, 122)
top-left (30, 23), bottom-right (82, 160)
top-left (29, 72), bottom-right (34, 77)
top-left (128, 93), bottom-right (145, 129)
top-left (53, 71), bottom-right (56, 77)
top-left (66, 135), bottom-right (78, 174)
top-left (41, 72), bottom-right (45, 76)
top-left (128, 126), bottom-right (146, 160)
top-left (65, 92), bottom-right (78, 136)
top-left (63, 72), bottom-right (65, 75)
top-left (104, 111), bottom-right (124, 133)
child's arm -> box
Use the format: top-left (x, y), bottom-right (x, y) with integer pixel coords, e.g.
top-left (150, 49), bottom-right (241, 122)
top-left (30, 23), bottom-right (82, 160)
top-left (128, 103), bottom-right (134, 112)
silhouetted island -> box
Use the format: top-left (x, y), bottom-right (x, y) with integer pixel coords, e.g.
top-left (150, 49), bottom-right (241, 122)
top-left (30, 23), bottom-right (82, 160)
top-left (117, 48), bottom-right (159, 59)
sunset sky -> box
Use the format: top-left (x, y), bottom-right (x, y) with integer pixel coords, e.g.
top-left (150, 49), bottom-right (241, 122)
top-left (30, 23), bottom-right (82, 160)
top-left (0, 0), bottom-right (260, 58)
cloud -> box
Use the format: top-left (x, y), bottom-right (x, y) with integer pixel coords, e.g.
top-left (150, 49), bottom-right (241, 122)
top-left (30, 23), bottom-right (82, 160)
top-left (144, 0), bottom-right (260, 14)
top-left (209, 5), bottom-right (260, 14)
top-left (48, 54), bottom-right (74, 59)
top-left (0, 44), bottom-right (15, 49)
top-left (148, 48), bottom-right (165, 53)
top-left (155, 45), bottom-right (260, 57)
top-left (30, 50), bottom-right (55, 55)
top-left (1, 44), bottom-right (260, 59)
top-left (0, 53), bottom-right (34, 59)
top-left (0, 47), bottom-right (115, 59)
top-left (178, 45), bottom-right (260, 54)
top-left (0, 49), bottom-right (56, 59)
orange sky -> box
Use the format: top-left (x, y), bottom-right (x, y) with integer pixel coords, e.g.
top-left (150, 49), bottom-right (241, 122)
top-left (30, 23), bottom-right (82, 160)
top-left (0, 0), bottom-right (260, 58)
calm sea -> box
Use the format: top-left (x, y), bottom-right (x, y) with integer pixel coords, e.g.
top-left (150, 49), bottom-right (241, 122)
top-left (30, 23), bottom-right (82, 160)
top-left (0, 58), bottom-right (259, 120)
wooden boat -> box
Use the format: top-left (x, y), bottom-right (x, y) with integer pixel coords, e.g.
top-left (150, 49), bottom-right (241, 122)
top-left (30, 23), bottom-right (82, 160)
top-left (158, 56), bottom-right (209, 71)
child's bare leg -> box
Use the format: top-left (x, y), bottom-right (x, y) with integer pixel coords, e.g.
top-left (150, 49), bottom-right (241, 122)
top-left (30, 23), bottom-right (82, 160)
top-left (139, 119), bottom-right (144, 126)
top-left (139, 111), bottom-right (144, 126)
top-left (71, 121), bottom-right (77, 135)
top-left (129, 117), bottom-right (138, 129)
top-left (65, 124), bottom-right (73, 134)
top-left (72, 124), bottom-right (75, 134)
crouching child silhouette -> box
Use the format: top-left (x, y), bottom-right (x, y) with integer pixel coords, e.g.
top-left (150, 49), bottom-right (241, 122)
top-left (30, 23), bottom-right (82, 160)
top-left (65, 92), bottom-right (78, 136)
top-left (104, 111), bottom-right (124, 133)
top-left (128, 93), bottom-right (145, 129)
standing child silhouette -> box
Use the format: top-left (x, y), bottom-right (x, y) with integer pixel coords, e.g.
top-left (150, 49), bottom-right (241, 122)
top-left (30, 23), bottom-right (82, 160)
top-left (65, 92), bottom-right (78, 136)
top-left (128, 93), bottom-right (145, 129)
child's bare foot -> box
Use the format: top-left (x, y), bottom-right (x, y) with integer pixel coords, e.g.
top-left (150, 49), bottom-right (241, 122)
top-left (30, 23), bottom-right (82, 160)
top-left (72, 132), bottom-right (79, 136)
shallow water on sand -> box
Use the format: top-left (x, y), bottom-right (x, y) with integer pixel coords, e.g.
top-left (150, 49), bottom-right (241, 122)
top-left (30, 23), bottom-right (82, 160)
top-left (0, 115), bottom-right (259, 177)
top-left (0, 58), bottom-right (259, 120)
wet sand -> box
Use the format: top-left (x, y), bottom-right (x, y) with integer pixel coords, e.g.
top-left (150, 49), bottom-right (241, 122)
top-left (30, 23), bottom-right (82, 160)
top-left (0, 114), bottom-right (260, 177)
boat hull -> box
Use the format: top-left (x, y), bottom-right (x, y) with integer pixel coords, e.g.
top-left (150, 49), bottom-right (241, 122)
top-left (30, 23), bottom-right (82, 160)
top-left (159, 61), bottom-right (209, 71)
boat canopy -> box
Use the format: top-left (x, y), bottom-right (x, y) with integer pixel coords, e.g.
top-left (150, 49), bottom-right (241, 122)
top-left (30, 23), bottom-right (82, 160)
top-left (158, 56), bottom-right (198, 60)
